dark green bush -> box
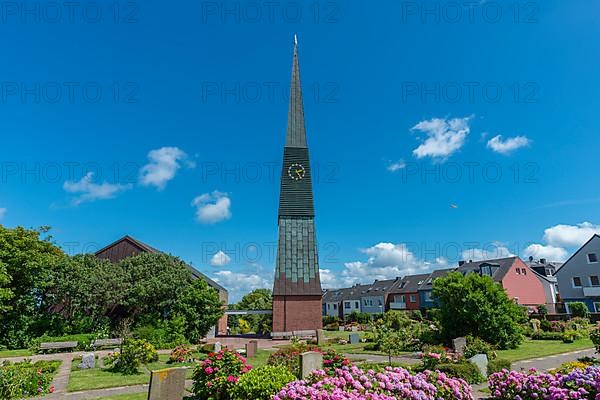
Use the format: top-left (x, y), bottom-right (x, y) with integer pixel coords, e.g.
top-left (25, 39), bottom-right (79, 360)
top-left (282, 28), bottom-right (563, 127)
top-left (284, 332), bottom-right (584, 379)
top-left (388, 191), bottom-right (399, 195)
top-left (531, 331), bottom-right (563, 340)
top-left (105, 339), bottom-right (158, 375)
top-left (435, 362), bottom-right (483, 384)
top-left (463, 336), bottom-right (495, 360)
top-left (540, 319), bottom-right (552, 332)
top-left (487, 358), bottom-right (511, 375)
top-left (568, 302), bottom-right (590, 319)
top-left (231, 365), bottom-right (296, 400)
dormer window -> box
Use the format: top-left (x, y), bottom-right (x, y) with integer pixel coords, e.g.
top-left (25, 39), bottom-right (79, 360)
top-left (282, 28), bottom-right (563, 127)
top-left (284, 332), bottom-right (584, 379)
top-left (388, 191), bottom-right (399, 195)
top-left (588, 253), bottom-right (598, 264)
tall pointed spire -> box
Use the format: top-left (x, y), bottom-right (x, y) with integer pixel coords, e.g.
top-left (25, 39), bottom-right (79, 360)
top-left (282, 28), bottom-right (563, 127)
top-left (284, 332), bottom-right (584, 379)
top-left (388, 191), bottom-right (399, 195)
top-left (286, 35), bottom-right (307, 148)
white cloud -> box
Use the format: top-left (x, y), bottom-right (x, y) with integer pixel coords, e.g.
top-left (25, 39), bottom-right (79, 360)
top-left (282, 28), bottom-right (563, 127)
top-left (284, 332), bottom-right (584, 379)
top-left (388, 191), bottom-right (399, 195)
top-left (210, 251), bottom-right (231, 267)
top-left (0, 208), bottom-right (6, 220)
top-left (212, 270), bottom-right (271, 302)
top-left (340, 242), bottom-right (440, 286)
top-left (319, 268), bottom-right (339, 288)
top-left (411, 117), bottom-right (471, 161)
top-left (140, 147), bottom-right (194, 190)
top-left (543, 222), bottom-right (600, 247)
top-left (486, 135), bottom-right (530, 155)
top-left (461, 243), bottom-right (515, 262)
top-left (63, 173), bottom-right (132, 205)
top-left (192, 191), bottom-right (231, 224)
top-left (524, 244), bottom-right (568, 262)
top-left (387, 160), bottom-right (406, 172)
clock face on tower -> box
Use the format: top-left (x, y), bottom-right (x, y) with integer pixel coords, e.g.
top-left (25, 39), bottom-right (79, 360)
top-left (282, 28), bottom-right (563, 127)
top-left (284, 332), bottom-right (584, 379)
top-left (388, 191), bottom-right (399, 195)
top-left (288, 163), bottom-right (306, 181)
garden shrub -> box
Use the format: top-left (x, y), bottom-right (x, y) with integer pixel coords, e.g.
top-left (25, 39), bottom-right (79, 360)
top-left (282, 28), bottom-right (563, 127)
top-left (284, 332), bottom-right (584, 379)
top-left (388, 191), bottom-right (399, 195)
top-left (192, 350), bottom-right (251, 400)
top-left (531, 331), bottom-right (564, 340)
top-left (561, 329), bottom-right (577, 343)
top-left (435, 362), bottom-right (483, 384)
top-left (488, 366), bottom-right (600, 399)
top-left (231, 365), bottom-right (295, 400)
top-left (487, 359), bottom-right (511, 375)
top-left (463, 336), bottom-right (496, 360)
top-left (539, 318), bottom-right (552, 332)
top-left (322, 348), bottom-right (352, 373)
top-left (0, 360), bottom-right (60, 399)
top-left (133, 316), bottom-right (188, 349)
top-left (267, 342), bottom-right (319, 377)
top-left (536, 304), bottom-right (548, 315)
top-left (168, 344), bottom-right (194, 364)
top-left (590, 328), bottom-right (600, 353)
top-left (274, 366), bottom-right (473, 400)
top-left (420, 350), bottom-right (461, 371)
top-left (106, 339), bottom-right (158, 375)
top-left (569, 302), bottom-right (590, 318)
top-left (555, 361), bottom-right (591, 374)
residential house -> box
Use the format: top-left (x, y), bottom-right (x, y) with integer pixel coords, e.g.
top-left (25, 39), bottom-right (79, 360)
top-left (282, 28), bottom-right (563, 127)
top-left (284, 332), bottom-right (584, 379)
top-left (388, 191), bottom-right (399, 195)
top-left (322, 285), bottom-right (366, 319)
top-left (418, 268), bottom-right (455, 309)
top-left (526, 258), bottom-right (562, 313)
top-left (554, 234), bottom-right (600, 313)
top-left (360, 278), bottom-right (398, 314)
top-left (388, 273), bottom-right (431, 311)
top-left (95, 235), bottom-right (229, 336)
top-left (457, 256), bottom-right (547, 309)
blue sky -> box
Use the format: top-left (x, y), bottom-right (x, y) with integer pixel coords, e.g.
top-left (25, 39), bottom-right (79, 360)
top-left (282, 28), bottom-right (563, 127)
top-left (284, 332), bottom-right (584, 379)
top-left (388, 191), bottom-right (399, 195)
top-left (1, 1), bottom-right (599, 301)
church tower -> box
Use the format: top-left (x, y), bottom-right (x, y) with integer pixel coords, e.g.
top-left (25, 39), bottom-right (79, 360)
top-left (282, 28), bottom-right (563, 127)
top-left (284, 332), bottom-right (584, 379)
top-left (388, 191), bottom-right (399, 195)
top-left (272, 37), bottom-right (323, 335)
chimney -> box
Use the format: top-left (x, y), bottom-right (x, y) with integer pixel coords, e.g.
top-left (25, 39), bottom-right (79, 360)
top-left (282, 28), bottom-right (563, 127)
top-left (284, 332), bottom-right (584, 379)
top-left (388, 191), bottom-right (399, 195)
top-left (458, 260), bottom-right (465, 266)
top-left (540, 258), bottom-right (546, 264)
top-left (529, 256), bottom-right (534, 262)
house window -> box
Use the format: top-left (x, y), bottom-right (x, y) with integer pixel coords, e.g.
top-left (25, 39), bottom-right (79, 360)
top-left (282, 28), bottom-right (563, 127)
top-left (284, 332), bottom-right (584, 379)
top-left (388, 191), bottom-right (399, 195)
top-left (395, 295), bottom-right (405, 303)
top-left (378, 299), bottom-right (382, 306)
top-left (409, 295), bottom-right (416, 302)
top-left (588, 253), bottom-right (598, 263)
top-left (333, 304), bottom-right (337, 310)
top-left (344, 301), bottom-right (351, 309)
top-left (424, 292), bottom-right (433, 301)
top-left (355, 301), bottom-right (359, 308)
top-left (364, 300), bottom-right (368, 306)
top-left (481, 266), bottom-right (492, 276)
top-left (522, 268), bottom-right (527, 275)
top-left (573, 277), bottom-right (583, 287)
top-left (591, 276), bottom-right (600, 287)
top-left (516, 269), bottom-right (521, 275)
top-left (327, 304), bottom-right (330, 310)
top-left (594, 302), bottom-right (600, 313)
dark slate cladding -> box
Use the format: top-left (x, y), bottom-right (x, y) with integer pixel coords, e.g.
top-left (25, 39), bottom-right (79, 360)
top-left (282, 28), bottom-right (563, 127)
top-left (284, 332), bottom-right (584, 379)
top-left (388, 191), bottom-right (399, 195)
top-left (278, 147), bottom-right (315, 217)
top-left (273, 217), bottom-right (321, 296)
top-left (273, 40), bottom-right (322, 297)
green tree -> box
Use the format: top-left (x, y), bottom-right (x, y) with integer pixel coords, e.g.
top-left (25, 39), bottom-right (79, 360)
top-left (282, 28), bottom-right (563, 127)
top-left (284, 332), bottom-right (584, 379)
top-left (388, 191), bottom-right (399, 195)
top-left (48, 254), bottom-right (127, 331)
top-left (234, 289), bottom-right (272, 334)
top-left (176, 278), bottom-right (224, 342)
top-left (0, 226), bottom-right (64, 348)
top-left (433, 272), bottom-right (526, 349)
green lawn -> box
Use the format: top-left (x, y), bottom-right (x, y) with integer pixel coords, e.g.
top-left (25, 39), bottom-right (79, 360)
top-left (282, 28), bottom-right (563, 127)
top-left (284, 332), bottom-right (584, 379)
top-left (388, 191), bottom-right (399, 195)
top-left (68, 353), bottom-right (200, 392)
top-left (246, 349), bottom-right (272, 368)
top-left (496, 338), bottom-right (594, 362)
top-left (0, 348), bottom-right (34, 358)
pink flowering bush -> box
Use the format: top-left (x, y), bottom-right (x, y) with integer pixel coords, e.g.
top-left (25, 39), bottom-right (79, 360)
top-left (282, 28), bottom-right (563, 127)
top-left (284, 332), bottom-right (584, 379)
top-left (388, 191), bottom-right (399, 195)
top-left (274, 365), bottom-right (473, 400)
top-left (322, 349), bottom-right (352, 374)
top-left (420, 350), bottom-right (461, 370)
top-left (488, 366), bottom-right (600, 399)
top-left (168, 344), bottom-right (193, 364)
top-left (192, 350), bottom-right (251, 400)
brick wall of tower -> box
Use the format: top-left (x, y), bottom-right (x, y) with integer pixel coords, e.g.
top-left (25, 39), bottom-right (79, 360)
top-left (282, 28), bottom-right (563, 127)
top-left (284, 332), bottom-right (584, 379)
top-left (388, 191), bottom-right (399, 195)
top-left (273, 295), bottom-right (323, 333)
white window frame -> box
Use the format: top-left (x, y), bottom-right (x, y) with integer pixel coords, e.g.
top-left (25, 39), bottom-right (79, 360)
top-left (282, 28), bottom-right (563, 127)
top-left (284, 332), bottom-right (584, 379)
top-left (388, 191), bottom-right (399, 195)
top-left (594, 302), bottom-right (600, 313)
top-left (590, 276), bottom-right (600, 287)
top-left (409, 295), bottom-right (416, 303)
top-left (588, 253), bottom-right (599, 264)
top-left (572, 276), bottom-right (583, 288)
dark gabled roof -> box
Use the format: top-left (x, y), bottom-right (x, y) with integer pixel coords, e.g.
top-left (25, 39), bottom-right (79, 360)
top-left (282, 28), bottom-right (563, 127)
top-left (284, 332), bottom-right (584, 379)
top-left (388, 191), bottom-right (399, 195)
top-left (456, 256), bottom-right (519, 282)
top-left (417, 268), bottom-right (456, 291)
top-left (363, 278), bottom-right (399, 296)
top-left (554, 234), bottom-right (600, 276)
top-left (322, 284), bottom-right (370, 302)
top-left (95, 235), bottom-right (227, 293)
top-left (390, 273), bottom-right (432, 293)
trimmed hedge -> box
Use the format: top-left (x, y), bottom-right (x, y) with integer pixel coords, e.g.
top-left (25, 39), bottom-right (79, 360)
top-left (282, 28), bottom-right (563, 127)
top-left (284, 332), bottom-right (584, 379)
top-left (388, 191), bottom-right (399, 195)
top-left (435, 362), bottom-right (483, 384)
top-left (530, 331), bottom-right (563, 340)
top-left (231, 366), bottom-right (296, 400)
top-left (487, 358), bottom-right (512, 375)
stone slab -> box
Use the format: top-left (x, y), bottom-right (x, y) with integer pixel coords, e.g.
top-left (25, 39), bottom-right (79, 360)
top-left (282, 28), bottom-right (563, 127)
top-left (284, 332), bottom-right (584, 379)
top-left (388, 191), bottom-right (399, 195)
top-left (79, 353), bottom-right (95, 369)
top-left (468, 354), bottom-right (489, 378)
top-left (148, 367), bottom-right (187, 400)
top-left (300, 351), bottom-right (323, 379)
